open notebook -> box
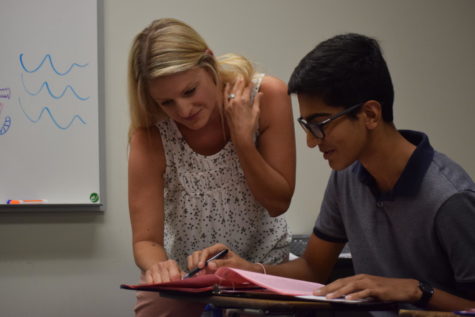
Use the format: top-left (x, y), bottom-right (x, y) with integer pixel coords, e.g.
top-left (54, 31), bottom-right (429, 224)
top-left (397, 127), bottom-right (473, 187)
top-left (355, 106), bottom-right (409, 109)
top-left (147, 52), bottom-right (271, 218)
top-left (121, 267), bottom-right (370, 304)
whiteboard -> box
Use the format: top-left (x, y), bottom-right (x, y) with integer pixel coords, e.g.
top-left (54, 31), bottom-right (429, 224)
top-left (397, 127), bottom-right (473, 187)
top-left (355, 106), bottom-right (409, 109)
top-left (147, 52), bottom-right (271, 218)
top-left (0, 0), bottom-right (102, 208)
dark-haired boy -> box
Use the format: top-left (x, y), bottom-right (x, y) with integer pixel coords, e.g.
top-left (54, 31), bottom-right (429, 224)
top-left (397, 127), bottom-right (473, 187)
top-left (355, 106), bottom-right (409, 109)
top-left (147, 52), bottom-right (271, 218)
top-left (193, 33), bottom-right (475, 311)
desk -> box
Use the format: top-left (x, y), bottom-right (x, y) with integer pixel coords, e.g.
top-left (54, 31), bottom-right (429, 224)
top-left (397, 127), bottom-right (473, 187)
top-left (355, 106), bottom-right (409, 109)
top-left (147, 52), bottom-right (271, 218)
top-left (158, 290), bottom-right (399, 316)
top-left (399, 310), bottom-right (457, 317)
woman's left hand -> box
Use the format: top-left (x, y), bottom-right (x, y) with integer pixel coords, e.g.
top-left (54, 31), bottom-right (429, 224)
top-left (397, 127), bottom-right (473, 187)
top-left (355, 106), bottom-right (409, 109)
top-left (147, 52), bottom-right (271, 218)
top-left (223, 76), bottom-right (262, 146)
top-left (314, 274), bottom-right (420, 302)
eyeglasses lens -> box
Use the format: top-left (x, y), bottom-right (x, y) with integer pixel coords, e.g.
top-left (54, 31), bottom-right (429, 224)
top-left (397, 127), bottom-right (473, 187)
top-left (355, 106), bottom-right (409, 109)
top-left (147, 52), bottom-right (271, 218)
top-left (309, 124), bottom-right (323, 139)
top-left (299, 119), bottom-right (323, 139)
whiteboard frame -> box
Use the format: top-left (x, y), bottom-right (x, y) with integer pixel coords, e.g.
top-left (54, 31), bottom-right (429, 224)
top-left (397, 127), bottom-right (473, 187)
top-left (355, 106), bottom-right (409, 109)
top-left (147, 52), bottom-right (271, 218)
top-left (0, 0), bottom-right (105, 212)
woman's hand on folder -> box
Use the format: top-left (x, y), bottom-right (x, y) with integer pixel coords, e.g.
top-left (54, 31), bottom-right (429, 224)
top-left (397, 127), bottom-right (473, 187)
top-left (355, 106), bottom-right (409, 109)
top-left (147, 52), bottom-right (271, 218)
top-left (143, 259), bottom-right (184, 284)
top-left (187, 243), bottom-right (261, 274)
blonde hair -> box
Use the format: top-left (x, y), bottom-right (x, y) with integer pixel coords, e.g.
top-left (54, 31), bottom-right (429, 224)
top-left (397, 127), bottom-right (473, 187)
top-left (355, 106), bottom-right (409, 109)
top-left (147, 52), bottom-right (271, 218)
top-left (128, 18), bottom-right (255, 141)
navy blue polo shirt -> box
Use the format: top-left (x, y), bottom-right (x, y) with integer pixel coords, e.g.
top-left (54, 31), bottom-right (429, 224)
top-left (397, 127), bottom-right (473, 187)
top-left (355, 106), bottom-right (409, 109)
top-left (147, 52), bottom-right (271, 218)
top-left (314, 130), bottom-right (475, 301)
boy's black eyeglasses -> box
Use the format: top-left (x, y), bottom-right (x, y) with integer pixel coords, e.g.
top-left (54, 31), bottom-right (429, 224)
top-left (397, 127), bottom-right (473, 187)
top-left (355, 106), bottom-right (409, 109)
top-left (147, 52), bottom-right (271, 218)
top-left (297, 103), bottom-right (364, 139)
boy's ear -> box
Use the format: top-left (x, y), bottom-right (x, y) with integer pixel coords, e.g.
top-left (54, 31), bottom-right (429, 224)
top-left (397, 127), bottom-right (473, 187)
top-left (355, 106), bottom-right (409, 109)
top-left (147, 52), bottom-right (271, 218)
top-left (361, 100), bottom-right (382, 130)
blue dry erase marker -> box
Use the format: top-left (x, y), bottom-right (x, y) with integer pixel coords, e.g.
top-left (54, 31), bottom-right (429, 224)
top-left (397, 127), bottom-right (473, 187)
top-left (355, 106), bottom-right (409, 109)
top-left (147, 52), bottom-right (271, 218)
top-left (183, 249), bottom-right (228, 279)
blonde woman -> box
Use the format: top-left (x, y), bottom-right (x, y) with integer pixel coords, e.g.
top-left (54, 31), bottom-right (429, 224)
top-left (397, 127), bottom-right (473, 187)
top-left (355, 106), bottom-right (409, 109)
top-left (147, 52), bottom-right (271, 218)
top-left (127, 18), bottom-right (295, 316)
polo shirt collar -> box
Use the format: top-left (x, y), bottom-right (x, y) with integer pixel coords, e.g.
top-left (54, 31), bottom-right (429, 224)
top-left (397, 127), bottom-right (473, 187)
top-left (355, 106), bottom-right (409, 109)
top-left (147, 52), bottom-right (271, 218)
top-left (353, 130), bottom-right (435, 200)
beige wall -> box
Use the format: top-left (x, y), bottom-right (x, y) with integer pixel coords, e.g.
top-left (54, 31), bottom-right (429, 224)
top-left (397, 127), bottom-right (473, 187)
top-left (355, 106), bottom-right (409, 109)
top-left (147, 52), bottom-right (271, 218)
top-left (1, 1), bottom-right (474, 316)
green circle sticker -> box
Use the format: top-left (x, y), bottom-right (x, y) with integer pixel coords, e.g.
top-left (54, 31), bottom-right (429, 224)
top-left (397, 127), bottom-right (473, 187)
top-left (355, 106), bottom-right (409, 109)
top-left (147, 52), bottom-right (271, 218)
top-left (90, 193), bottom-right (99, 203)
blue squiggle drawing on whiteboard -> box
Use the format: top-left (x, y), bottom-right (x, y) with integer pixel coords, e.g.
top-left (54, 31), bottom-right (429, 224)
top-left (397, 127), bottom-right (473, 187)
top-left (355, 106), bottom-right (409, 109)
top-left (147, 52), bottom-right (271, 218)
top-left (0, 116), bottom-right (12, 135)
top-left (21, 73), bottom-right (90, 101)
top-left (0, 102), bottom-right (12, 135)
top-left (18, 97), bottom-right (86, 130)
top-left (19, 53), bottom-right (88, 76)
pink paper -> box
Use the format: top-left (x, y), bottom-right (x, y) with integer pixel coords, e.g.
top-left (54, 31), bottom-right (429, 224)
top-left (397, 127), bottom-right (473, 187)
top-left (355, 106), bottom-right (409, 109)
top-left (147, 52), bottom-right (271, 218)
top-left (215, 267), bottom-right (324, 296)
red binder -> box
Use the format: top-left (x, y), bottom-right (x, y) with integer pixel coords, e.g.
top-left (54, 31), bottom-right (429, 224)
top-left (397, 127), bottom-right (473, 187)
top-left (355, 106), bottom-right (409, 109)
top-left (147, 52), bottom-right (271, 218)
top-left (121, 267), bottom-right (324, 295)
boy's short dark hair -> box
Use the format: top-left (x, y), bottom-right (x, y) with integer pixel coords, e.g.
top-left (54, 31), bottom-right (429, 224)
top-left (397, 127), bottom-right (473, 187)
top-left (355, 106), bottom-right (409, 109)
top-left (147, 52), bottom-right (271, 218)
top-left (288, 33), bottom-right (394, 122)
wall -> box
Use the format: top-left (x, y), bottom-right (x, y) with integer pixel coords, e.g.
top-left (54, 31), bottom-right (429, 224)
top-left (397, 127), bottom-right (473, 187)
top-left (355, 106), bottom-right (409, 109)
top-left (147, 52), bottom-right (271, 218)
top-left (0, 1), bottom-right (474, 316)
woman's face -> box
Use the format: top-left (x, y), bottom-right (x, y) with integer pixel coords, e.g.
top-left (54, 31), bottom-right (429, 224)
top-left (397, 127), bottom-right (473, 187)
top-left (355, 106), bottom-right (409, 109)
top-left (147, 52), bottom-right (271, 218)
top-left (148, 67), bottom-right (221, 130)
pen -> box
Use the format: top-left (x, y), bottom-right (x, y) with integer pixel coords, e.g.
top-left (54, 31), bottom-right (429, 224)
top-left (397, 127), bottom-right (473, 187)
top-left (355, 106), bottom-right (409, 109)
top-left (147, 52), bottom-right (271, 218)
top-left (183, 249), bottom-right (228, 279)
top-left (6, 199), bottom-right (48, 204)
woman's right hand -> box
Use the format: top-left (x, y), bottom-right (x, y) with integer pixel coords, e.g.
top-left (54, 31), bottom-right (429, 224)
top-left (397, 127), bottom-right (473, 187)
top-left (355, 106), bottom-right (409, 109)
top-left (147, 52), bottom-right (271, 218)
top-left (143, 259), bottom-right (184, 284)
top-left (187, 243), bottom-right (262, 274)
